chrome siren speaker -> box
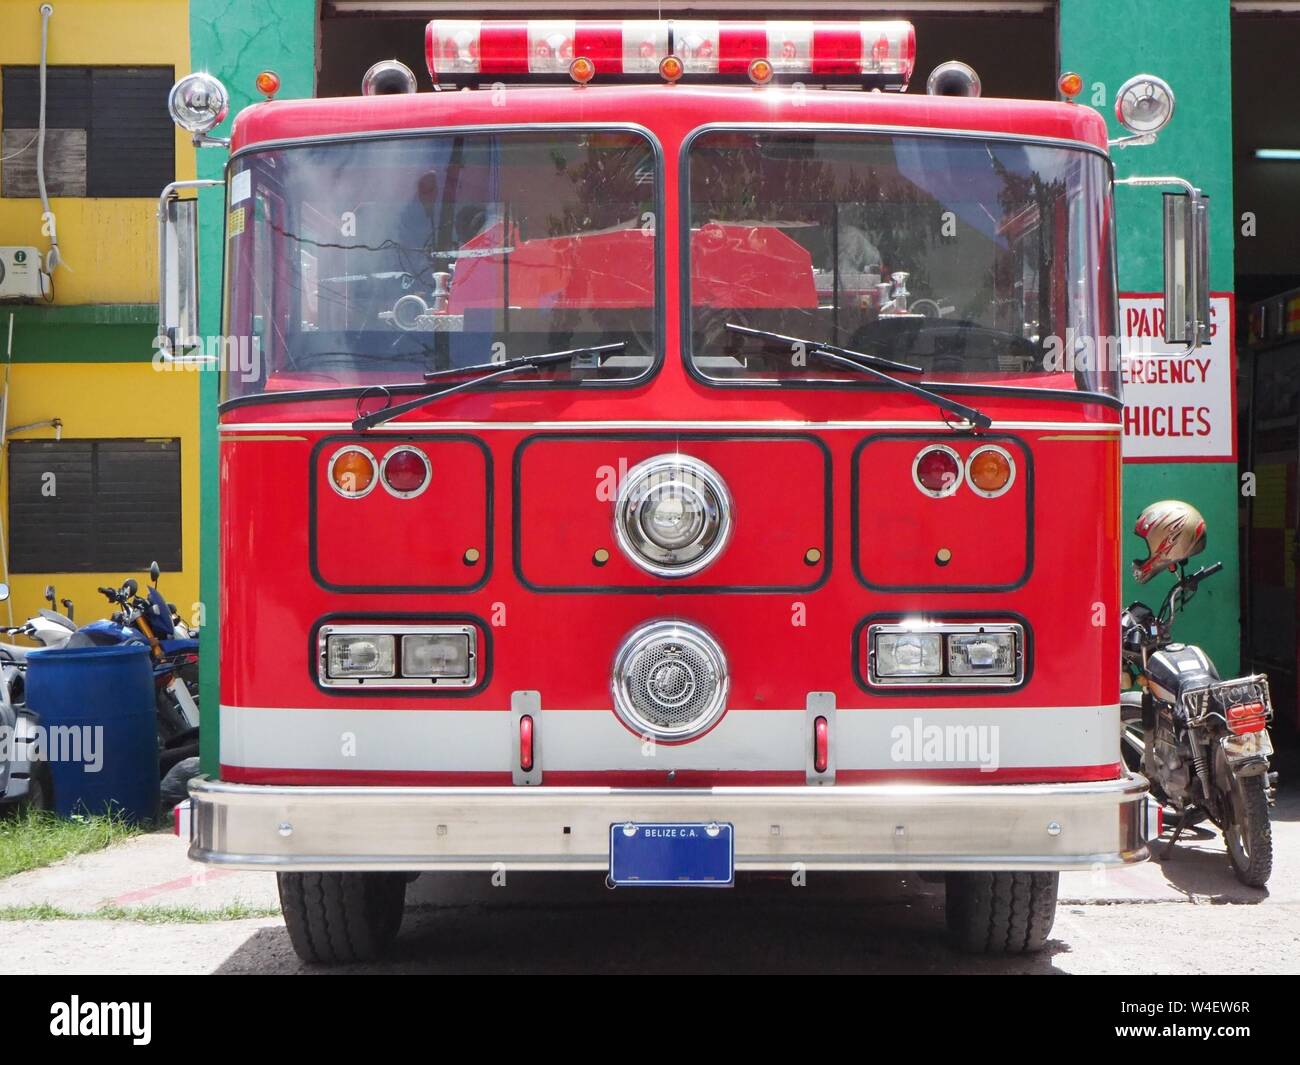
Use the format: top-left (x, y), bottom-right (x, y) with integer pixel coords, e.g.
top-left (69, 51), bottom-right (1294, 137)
top-left (614, 455), bottom-right (732, 578)
top-left (612, 621), bottom-right (729, 742)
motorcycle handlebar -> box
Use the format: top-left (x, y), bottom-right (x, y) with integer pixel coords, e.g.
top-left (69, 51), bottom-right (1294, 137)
top-left (1188, 562), bottom-right (1224, 585)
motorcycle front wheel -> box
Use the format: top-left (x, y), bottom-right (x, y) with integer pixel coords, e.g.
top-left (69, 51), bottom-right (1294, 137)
top-left (1225, 774), bottom-right (1272, 888)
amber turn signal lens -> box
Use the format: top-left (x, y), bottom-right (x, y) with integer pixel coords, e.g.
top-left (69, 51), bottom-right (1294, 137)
top-left (967, 446), bottom-right (1014, 497)
top-left (659, 55), bottom-right (684, 82)
top-left (569, 56), bottom-right (596, 84)
top-left (255, 70), bottom-right (281, 98)
top-left (748, 58), bottom-right (774, 85)
top-left (1057, 71), bottom-right (1083, 99)
top-left (330, 448), bottom-right (375, 497)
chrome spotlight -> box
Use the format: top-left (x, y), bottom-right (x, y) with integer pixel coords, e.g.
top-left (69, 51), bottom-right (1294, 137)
top-left (1115, 74), bottom-right (1175, 135)
top-left (614, 454), bottom-right (732, 578)
top-left (168, 72), bottom-right (230, 134)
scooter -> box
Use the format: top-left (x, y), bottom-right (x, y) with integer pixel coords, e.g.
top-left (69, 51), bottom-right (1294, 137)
top-left (0, 583), bottom-right (50, 810)
top-left (1121, 560), bottom-right (1277, 887)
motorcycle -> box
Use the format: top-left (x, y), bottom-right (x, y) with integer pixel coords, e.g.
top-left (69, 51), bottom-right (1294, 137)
top-left (71, 563), bottom-right (200, 763)
top-left (1121, 505), bottom-right (1277, 888)
top-left (0, 583), bottom-right (49, 811)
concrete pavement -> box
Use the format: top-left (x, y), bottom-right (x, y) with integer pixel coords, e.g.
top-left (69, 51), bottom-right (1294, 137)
top-left (0, 784), bottom-right (1295, 974)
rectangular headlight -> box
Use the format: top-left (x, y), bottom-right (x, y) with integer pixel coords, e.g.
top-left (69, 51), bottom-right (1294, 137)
top-left (326, 634), bottom-right (396, 679)
top-left (874, 631), bottom-right (943, 677)
top-left (401, 633), bottom-right (470, 678)
top-left (866, 621), bottom-right (1024, 687)
top-left (318, 624), bottom-right (479, 689)
top-left (947, 632), bottom-right (1017, 676)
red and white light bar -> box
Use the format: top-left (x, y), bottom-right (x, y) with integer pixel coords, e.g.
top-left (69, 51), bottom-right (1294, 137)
top-left (425, 19), bottom-right (915, 89)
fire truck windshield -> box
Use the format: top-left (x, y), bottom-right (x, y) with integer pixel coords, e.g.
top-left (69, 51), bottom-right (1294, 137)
top-left (686, 129), bottom-right (1118, 400)
top-left (221, 129), bottom-right (659, 403)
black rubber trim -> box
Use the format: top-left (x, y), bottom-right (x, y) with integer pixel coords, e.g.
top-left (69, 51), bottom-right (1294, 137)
top-left (851, 610), bottom-right (1034, 697)
top-left (308, 611), bottom-right (492, 700)
top-left (308, 432), bottom-right (492, 594)
top-left (511, 431), bottom-right (832, 594)
top-left (676, 122), bottom-right (1122, 412)
top-left (217, 122), bottom-right (665, 414)
top-left (850, 431), bottom-right (1033, 593)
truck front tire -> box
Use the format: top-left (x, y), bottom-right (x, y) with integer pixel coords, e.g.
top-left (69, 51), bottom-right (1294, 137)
top-left (945, 871), bottom-right (1059, 954)
top-left (278, 871), bottom-right (407, 965)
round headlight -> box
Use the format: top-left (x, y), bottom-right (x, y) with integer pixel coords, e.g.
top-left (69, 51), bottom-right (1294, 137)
top-left (1115, 74), bottom-right (1175, 135)
top-left (614, 455), bottom-right (732, 578)
top-left (612, 620), bottom-right (729, 742)
top-left (168, 73), bottom-right (230, 134)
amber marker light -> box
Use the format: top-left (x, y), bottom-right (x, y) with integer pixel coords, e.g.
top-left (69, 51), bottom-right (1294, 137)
top-left (1058, 71), bottom-right (1083, 100)
top-left (659, 55), bottom-right (684, 82)
top-left (329, 447), bottom-right (376, 498)
top-left (255, 70), bottom-right (281, 100)
top-left (569, 56), bottom-right (596, 84)
top-left (966, 445), bottom-right (1015, 498)
top-left (748, 57), bottom-right (775, 85)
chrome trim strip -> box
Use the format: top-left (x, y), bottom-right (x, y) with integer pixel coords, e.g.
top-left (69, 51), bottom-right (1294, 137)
top-left (187, 772), bottom-right (1150, 872)
top-left (316, 624), bottom-right (478, 690)
top-left (866, 622), bottom-right (1026, 688)
top-left (220, 419), bottom-right (1122, 433)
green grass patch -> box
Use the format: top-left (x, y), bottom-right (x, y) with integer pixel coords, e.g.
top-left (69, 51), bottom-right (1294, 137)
top-left (0, 808), bottom-right (142, 879)
top-left (0, 901), bottom-right (280, 923)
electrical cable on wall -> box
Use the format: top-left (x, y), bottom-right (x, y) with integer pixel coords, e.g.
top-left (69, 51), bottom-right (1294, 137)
top-left (36, 3), bottom-right (64, 277)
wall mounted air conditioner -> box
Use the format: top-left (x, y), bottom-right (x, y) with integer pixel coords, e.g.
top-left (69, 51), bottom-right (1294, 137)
top-left (0, 247), bottom-right (52, 301)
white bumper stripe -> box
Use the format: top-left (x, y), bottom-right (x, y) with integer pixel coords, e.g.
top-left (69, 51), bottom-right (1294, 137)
top-left (220, 704), bottom-right (1119, 774)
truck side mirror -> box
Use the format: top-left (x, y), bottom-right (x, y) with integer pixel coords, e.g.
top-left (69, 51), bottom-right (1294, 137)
top-left (158, 192), bottom-right (201, 357)
top-left (1162, 190), bottom-right (1210, 348)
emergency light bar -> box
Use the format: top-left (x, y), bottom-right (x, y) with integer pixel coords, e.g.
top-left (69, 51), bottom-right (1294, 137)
top-left (425, 19), bottom-right (915, 90)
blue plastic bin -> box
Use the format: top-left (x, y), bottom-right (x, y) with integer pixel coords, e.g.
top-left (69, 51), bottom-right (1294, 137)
top-left (25, 643), bottom-right (159, 823)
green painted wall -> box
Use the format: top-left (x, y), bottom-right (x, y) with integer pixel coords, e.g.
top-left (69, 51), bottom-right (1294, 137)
top-left (1061, 0), bottom-right (1240, 673)
top-left (191, 0), bottom-right (318, 775)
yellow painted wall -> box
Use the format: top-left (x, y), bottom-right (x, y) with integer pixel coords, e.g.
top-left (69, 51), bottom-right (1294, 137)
top-left (0, 0), bottom-right (200, 633)
top-left (0, 362), bottom-right (201, 627)
top-left (0, 0), bottom-right (194, 304)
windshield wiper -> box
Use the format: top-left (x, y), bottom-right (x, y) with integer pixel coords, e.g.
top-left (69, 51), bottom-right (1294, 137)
top-left (724, 323), bottom-right (924, 375)
top-left (351, 342), bottom-right (626, 431)
top-left (808, 347), bottom-right (992, 429)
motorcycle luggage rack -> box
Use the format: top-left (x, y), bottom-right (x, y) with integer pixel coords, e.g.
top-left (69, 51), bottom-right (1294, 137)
top-left (1180, 673), bottom-right (1272, 726)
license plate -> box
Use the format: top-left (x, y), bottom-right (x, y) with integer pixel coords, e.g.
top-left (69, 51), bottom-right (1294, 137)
top-left (608, 822), bottom-right (734, 887)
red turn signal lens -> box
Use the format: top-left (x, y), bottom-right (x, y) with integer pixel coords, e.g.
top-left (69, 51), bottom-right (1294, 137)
top-left (813, 716), bottom-right (829, 774)
top-left (520, 715), bottom-right (534, 772)
top-left (913, 446), bottom-right (961, 497)
top-left (381, 447), bottom-right (431, 497)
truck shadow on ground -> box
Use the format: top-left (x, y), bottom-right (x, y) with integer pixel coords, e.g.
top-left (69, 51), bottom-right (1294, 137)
top-left (215, 873), bottom-right (1075, 974)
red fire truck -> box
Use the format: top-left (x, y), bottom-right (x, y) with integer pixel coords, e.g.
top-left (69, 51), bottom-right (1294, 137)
top-left (160, 18), bottom-right (1209, 963)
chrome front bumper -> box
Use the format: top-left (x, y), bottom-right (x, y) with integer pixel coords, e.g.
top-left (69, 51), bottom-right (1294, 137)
top-left (189, 773), bottom-right (1152, 873)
